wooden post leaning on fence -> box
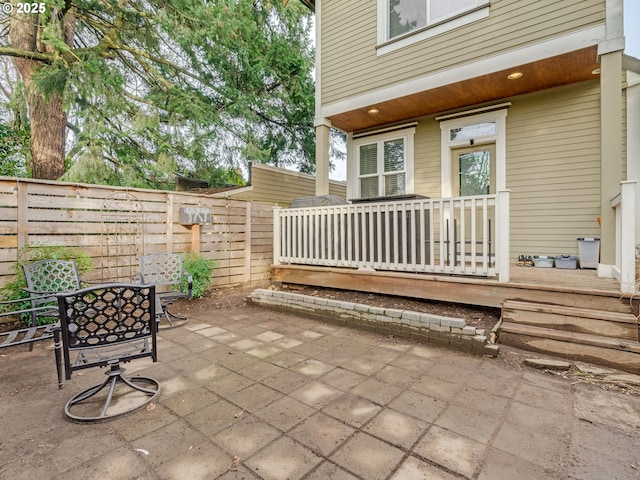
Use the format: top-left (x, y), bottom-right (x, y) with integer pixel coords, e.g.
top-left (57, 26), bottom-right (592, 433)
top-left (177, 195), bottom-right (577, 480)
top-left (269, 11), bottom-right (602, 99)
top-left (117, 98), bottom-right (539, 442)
top-left (178, 206), bottom-right (212, 255)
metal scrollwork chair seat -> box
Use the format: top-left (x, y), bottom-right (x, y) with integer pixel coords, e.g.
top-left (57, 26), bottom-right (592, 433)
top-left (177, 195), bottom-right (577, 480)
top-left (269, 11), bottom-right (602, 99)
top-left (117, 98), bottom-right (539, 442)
top-left (57, 284), bottom-right (160, 423)
top-left (138, 253), bottom-right (193, 329)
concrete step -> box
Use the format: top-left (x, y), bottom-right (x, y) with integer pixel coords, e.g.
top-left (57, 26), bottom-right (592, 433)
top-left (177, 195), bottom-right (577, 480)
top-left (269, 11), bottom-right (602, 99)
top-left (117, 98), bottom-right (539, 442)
top-left (502, 300), bottom-right (638, 341)
top-left (498, 321), bottom-right (640, 374)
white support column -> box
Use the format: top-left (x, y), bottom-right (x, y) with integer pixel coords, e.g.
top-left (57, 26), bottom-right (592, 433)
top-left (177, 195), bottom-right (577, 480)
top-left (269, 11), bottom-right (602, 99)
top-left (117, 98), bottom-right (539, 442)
top-left (619, 181), bottom-right (637, 293)
top-left (315, 120), bottom-right (331, 196)
top-left (599, 50), bottom-right (624, 266)
top-left (496, 190), bottom-right (510, 283)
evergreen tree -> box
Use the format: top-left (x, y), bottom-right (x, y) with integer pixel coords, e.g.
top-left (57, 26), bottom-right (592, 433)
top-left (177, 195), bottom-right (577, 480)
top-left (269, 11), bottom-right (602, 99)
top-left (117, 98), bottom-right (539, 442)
top-left (0, 0), bottom-right (315, 187)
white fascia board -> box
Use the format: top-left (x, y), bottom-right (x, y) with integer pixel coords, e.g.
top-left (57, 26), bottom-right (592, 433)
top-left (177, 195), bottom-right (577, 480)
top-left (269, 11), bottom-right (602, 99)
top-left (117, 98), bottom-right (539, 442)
top-left (321, 25), bottom-right (606, 120)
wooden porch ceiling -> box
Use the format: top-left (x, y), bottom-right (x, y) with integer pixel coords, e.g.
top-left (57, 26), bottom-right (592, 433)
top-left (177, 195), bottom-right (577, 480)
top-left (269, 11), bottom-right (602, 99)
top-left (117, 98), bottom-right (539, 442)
top-left (329, 46), bottom-right (600, 132)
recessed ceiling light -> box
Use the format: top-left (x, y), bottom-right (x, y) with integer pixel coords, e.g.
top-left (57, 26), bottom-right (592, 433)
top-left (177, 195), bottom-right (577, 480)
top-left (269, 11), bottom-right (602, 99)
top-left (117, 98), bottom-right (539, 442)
top-left (592, 68), bottom-right (601, 75)
top-left (368, 108), bottom-right (379, 115)
top-left (507, 72), bottom-right (523, 80)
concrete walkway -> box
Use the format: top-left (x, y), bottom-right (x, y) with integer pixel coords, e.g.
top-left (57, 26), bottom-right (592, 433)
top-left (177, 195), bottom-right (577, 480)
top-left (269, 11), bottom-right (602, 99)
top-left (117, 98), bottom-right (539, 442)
top-left (1, 288), bottom-right (639, 480)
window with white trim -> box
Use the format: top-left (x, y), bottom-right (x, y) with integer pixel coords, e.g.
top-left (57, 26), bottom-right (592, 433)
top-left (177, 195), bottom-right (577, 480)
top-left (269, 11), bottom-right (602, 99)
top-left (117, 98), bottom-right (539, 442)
top-left (351, 127), bottom-right (415, 200)
top-left (438, 107), bottom-right (507, 198)
top-left (387, 0), bottom-right (481, 40)
top-left (377, 0), bottom-right (489, 54)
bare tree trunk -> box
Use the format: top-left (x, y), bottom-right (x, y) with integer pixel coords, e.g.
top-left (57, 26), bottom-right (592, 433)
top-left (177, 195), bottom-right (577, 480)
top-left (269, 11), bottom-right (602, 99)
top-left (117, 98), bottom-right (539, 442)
top-left (10, 10), bottom-right (74, 180)
top-left (27, 90), bottom-right (66, 179)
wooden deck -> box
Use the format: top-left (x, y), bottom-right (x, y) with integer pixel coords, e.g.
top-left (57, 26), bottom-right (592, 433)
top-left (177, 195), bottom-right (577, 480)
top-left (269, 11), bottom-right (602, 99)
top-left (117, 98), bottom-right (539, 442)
top-left (272, 264), bottom-right (633, 313)
top-left (273, 263), bottom-right (639, 373)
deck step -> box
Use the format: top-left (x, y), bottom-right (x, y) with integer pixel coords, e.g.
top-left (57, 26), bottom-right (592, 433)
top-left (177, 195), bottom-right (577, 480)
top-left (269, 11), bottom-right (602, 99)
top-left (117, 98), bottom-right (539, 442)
top-left (502, 300), bottom-right (638, 341)
top-left (498, 322), bottom-right (640, 374)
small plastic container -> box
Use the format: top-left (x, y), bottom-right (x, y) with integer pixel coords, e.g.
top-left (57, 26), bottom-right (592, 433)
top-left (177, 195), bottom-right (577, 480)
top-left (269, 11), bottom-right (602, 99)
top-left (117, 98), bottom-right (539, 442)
top-left (577, 237), bottom-right (600, 269)
top-left (555, 255), bottom-right (577, 269)
top-left (533, 255), bottom-right (554, 268)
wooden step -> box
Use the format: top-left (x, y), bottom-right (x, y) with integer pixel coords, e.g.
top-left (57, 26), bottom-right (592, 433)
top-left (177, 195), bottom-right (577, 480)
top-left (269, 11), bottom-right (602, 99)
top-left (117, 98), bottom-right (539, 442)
top-left (498, 321), bottom-right (640, 374)
top-left (502, 300), bottom-right (638, 341)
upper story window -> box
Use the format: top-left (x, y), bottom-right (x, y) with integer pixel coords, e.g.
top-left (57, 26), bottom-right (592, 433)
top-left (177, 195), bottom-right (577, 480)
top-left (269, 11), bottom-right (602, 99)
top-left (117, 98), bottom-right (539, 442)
top-left (378, 0), bottom-right (489, 55)
top-left (389, 0), bottom-right (479, 39)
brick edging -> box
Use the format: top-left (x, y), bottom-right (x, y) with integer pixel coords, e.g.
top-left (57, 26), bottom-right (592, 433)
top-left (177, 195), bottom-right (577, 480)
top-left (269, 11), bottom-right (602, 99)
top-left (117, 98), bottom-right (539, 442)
top-left (247, 289), bottom-right (498, 356)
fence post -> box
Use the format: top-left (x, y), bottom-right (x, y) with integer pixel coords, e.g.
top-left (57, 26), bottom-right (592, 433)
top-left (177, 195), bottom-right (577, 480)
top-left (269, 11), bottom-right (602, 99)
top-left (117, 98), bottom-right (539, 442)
top-left (245, 203), bottom-right (252, 282)
top-left (496, 190), bottom-right (511, 283)
top-left (273, 207), bottom-right (281, 265)
top-left (16, 181), bottom-right (28, 250)
top-left (166, 193), bottom-right (174, 253)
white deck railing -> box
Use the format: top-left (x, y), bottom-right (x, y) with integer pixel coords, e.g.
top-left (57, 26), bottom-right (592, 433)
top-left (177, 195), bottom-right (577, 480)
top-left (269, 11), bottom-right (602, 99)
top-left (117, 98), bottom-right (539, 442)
top-left (274, 192), bottom-right (511, 281)
top-left (611, 181), bottom-right (637, 293)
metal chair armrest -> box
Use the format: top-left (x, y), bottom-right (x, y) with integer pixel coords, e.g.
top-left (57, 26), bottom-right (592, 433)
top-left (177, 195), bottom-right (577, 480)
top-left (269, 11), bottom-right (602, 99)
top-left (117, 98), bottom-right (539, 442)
top-left (21, 287), bottom-right (57, 297)
top-left (0, 303), bottom-right (59, 318)
top-left (3, 293), bottom-right (57, 307)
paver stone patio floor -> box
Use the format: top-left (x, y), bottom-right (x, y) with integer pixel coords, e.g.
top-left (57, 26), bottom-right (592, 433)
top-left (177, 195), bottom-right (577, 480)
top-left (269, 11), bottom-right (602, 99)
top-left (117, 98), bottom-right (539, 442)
top-left (1, 286), bottom-right (639, 479)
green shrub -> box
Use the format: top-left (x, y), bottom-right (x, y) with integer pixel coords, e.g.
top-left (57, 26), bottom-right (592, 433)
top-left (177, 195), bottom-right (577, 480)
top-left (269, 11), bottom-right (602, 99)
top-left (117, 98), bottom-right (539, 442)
top-left (0, 244), bottom-right (93, 324)
top-left (182, 252), bottom-right (215, 299)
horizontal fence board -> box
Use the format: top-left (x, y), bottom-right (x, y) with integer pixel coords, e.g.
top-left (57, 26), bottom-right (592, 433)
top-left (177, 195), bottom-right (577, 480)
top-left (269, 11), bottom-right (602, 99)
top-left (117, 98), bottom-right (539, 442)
top-left (0, 177), bottom-right (276, 292)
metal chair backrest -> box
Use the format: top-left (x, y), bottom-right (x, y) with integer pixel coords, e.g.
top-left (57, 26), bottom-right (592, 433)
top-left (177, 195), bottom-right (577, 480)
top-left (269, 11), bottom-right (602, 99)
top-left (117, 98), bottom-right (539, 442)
top-left (139, 253), bottom-right (185, 292)
top-left (22, 259), bottom-right (83, 329)
top-left (23, 259), bottom-right (82, 295)
top-left (56, 283), bottom-right (157, 381)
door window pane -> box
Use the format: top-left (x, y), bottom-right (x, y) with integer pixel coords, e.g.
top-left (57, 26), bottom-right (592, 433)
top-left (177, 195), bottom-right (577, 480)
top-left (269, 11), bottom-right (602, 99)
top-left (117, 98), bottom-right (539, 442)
top-left (450, 122), bottom-right (496, 141)
top-left (459, 150), bottom-right (490, 196)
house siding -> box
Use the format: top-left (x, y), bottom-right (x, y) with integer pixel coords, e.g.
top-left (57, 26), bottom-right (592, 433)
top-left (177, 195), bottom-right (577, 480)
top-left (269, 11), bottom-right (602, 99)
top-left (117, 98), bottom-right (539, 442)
top-left (506, 81), bottom-right (602, 258)
top-left (405, 81), bottom-right (603, 259)
top-left (320, 0), bottom-right (605, 107)
top-left (413, 119), bottom-right (442, 198)
top-left (226, 164), bottom-right (347, 207)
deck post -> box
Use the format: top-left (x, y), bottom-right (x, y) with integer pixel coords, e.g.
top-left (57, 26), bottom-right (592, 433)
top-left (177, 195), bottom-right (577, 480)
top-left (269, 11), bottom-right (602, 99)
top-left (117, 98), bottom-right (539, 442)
top-left (496, 190), bottom-right (511, 283)
top-left (619, 181), bottom-right (636, 293)
top-left (273, 207), bottom-right (281, 266)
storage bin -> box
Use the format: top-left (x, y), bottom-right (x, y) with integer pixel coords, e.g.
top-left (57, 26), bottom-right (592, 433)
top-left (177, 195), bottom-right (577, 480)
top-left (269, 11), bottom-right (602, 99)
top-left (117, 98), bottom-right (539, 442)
top-left (555, 255), bottom-right (577, 269)
top-left (577, 237), bottom-right (600, 269)
top-left (533, 255), bottom-right (554, 268)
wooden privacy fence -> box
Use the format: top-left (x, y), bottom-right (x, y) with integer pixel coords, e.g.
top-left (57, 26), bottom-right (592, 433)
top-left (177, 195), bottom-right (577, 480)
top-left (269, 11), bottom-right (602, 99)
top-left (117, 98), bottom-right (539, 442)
top-left (0, 177), bottom-right (275, 288)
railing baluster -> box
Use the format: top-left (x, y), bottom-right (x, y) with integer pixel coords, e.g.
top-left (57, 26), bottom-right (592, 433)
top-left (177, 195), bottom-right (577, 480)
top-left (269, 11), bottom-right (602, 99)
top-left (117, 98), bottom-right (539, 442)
top-left (482, 199), bottom-right (489, 273)
top-left (470, 198), bottom-right (476, 271)
top-left (274, 195), bottom-right (498, 277)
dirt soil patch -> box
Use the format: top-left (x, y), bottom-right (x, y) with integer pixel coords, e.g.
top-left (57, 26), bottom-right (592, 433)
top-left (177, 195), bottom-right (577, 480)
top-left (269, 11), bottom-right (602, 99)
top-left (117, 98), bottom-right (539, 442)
top-left (176, 280), bottom-right (500, 332)
top-left (275, 283), bottom-right (502, 333)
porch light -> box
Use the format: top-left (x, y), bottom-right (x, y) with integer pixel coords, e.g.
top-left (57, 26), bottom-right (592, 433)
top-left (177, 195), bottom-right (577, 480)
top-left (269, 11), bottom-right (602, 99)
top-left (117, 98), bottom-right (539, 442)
top-left (507, 72), bottom-right (523, 80)
top-left (368, 108), bottom-right (379, 115)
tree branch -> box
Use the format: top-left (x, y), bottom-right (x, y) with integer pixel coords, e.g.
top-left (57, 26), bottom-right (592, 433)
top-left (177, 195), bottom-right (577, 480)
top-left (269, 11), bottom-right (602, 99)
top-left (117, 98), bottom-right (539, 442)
top-left (0, 47), bottom-right (53, 63)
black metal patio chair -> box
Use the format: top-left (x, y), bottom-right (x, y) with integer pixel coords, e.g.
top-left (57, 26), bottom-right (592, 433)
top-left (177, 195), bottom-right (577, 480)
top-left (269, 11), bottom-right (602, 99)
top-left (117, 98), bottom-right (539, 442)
top-left (22, 260), bottom-right (88, 337)
top-left (137, 253), bottom-right (192, 329)
top-left (0, 296), bottom-right (64, 389)
top-left (57, 283), bottom-right (160, 423)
